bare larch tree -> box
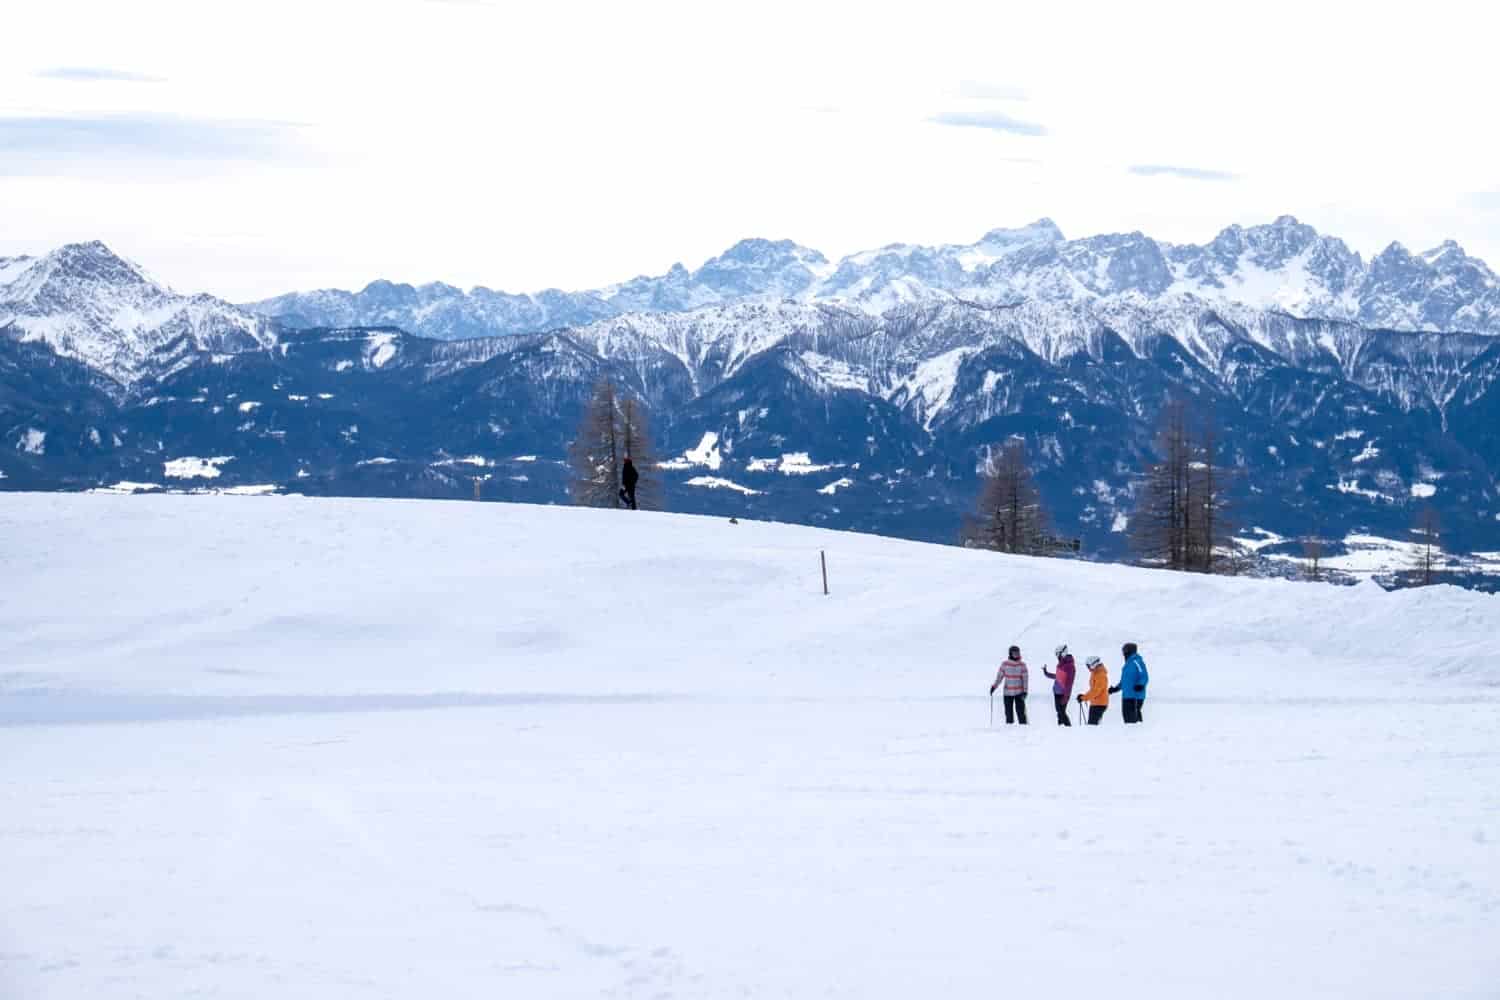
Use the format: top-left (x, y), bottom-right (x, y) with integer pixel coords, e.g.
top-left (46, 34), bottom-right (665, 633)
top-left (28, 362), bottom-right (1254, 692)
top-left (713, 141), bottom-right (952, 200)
top-left (568, 379), bottom-right (622, 507)
top-left (1130, 400), bottom-right (1190, 569)
top-left (962, 440), bottom-right (1050, 555)
top-left (1410, 505), bottom-right (1443, 586)
top-left (1188, 413), bottom-right (1232, 572)
top-left (1302, 538), bottom-right (1325, 582)
top-left (1130, 401), bottom-right (1232, 573)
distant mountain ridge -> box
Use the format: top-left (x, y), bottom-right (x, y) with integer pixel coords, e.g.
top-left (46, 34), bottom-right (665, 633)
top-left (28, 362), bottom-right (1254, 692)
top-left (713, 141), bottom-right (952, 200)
top-left (245, 216), bottom-right (1500, 340)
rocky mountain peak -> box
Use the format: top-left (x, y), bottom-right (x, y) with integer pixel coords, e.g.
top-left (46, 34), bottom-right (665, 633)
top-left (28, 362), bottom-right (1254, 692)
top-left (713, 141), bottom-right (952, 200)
top-left (978, 218), bottom-right (1065, 246)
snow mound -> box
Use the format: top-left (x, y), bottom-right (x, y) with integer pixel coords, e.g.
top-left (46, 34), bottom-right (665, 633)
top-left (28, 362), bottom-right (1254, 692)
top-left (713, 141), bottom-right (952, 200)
top-left (661, 432), bottom-right (723, 471)
top-left (684, 475), bottom-right (760, 495)
top-left (163, 456), bottom-right (233, 479)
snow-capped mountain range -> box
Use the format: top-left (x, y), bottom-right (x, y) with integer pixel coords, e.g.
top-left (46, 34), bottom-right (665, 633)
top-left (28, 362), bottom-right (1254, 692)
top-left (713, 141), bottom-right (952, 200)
top-left (7, 217), bottom-right (1500, 392)
top-left (5, 225), bottom-right (1500, 585)
top-left (246, 216), bottom-right (1500, 340)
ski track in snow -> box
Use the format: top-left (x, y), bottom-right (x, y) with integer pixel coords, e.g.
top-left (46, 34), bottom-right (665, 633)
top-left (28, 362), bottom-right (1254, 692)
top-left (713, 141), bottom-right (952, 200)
top-left (1, 493), bottom-right (1498, 999)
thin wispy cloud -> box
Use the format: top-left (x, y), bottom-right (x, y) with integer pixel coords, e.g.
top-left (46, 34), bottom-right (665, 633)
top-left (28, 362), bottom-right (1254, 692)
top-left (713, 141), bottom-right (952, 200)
top-left (1128, 164), bottom-right (1238, 182)
top-left (927, 111), bottom-right (1046, 137)
top-left (35, 67), bottom-right (165, 83)
top-left (0, 114), bottom-right (307, 174)
top-left (955, 80), bottom-right (1028, 101)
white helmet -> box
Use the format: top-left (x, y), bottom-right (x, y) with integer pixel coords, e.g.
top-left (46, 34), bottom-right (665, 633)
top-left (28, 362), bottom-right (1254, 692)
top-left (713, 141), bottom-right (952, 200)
top-left (1086, 656), bottom-right (1102, 668)
top-left (1055, 644), bottom-right (1069, 659)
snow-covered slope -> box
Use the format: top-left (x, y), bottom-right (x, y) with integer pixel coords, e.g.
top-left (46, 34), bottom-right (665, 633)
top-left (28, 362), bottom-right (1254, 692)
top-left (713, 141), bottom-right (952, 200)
top-left (2, 494), bottom-right (1497, 998)
top-left (0, 241), bottom-right (276, 387)
top-left (246, 216), bottom-right (1500, 339)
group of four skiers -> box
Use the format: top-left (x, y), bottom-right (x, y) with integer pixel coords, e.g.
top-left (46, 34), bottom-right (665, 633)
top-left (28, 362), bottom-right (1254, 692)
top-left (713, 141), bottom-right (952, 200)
top-left (988, 643), bottom-right (1149, 726)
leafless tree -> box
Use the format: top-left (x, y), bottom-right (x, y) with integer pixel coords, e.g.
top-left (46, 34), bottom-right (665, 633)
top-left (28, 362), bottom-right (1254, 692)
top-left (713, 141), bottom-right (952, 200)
top-left (1410, 505), bottom-right (1443, 586)
top-left (1130, 400), bottom-right (1189, 569)
top-left (618, 394), bottom-right (664, 512)
top-left (1188, 414), bottom-right (1232, 572)
top-left (1302, 538), bottom-right (1324, 581)
top-left (568, 379), bottom-right (622, 507)
top-left (1131, 401), bottom-right (1232, 573)
top-left (569, 380), bottom-right (667, 511)
top-left (962, 440), bottom-right (1050, 555)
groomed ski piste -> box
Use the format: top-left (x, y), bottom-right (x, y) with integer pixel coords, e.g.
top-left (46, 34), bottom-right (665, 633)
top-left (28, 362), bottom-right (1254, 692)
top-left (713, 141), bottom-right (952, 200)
top-left (2, 493), bottom-right (1497, 999)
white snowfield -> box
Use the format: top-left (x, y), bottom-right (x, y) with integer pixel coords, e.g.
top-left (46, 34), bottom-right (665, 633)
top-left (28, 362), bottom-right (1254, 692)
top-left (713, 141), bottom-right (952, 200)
top-left (2, 494), bottom-right (1497, 999)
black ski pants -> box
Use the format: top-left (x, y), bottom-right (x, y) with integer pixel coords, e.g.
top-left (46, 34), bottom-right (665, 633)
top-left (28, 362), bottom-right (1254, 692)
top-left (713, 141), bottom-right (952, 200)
top-left (1003, 694), bottom-right (1028, 725)
top-left (1122, 698), bottom-right (1144, 724)
top-left (1053, 693), bottom-right (1072, 726)
top-left (618, 485), bottom-right (637, 510)
top-left (1087, 705), bottom-right (1107, 725)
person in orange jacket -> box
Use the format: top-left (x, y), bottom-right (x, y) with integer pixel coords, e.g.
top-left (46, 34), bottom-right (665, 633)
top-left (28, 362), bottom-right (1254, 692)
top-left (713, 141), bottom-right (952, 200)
top-left (1075, 655), bottom-right (1109, 725)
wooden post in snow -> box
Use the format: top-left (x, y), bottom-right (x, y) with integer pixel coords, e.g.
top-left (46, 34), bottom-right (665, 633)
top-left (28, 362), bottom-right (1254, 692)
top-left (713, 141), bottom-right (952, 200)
top-left (821, 549), bottom-right (829, 596)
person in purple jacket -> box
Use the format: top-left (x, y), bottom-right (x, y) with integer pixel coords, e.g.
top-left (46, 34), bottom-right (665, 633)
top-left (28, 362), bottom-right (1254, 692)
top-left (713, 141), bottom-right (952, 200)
top-left (1042, 644), bottom-right (1077, 726)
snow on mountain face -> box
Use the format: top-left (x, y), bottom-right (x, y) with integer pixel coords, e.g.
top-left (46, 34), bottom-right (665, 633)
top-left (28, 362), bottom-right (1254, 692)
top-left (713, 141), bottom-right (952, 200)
top-left (249, 240), bottom-right (837, 341)
top-left (684, 295), bottom-right (1471, 437)
top-left (1163, 217), bottom-right (1364, 316)
top-left (1361, 240), bottom-right (1500, 333)
top-left (250, 278), bottom-right (618, 344)
top-left (965, 217), bottom-right (1500, 333)
top-left (686, 237), bottom-right (832, 299)
top-left (0, 241), bottom-right (275, 387)
top-left (597, 238), bottom-right (833, 316)
top-left (540, 291), bottom-right (1492, 435)
top-left (244, 216), bottom-right (1500, 341)
top-left (568, 299), bottom-right (852, 395)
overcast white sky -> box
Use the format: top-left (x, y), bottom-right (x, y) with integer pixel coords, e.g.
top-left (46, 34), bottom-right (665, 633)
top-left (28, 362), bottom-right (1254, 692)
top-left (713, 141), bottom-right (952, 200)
top-left (4, 0), bottom-right (1498, 301)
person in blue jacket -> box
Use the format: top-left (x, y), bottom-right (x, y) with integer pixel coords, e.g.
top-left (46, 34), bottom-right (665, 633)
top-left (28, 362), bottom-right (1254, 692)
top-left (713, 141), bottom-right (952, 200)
top-left (1109, 642), bottom-right (1149, 724)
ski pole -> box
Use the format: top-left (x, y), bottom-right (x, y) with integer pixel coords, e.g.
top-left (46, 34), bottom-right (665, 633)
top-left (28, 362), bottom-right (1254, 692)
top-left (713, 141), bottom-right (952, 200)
top-left (989, 693), bottom-right (994, 728)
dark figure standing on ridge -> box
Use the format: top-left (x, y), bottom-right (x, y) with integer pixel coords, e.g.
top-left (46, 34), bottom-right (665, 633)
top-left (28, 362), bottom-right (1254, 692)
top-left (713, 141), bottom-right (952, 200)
top-left (619, 456), bottom-right (639, 510)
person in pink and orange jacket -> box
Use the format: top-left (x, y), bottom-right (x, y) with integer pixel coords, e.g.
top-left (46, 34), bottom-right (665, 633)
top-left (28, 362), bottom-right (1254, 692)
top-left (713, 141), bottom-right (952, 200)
top-left (988, 645), bottom-right (1029, 725)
